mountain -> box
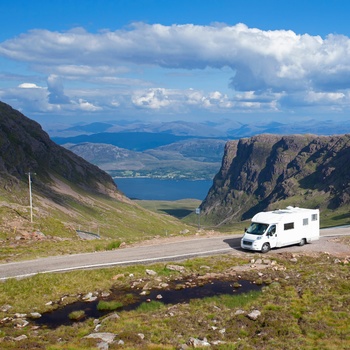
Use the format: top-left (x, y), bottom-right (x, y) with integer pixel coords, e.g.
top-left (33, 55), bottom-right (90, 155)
top-left (0, 101), bottom-right (186, 239)
top-left (65, 139), bottom-right (226, 180)
top-left (200, 134), bottom-right (350, 226)
top-left (52, 132), bottom-right (198, 151)
top-left (49, 118), bottom-right (350, 139)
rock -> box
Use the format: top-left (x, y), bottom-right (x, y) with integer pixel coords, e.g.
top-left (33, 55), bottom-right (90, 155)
top-left (187, 337), bottom-right (211, 347)
top-left (14, 334), bottom-right (28, 341)
top-left (82, 292), bottom-right (97, 302)
top-left (180, 229), bottom-right (190, 234)
top-left (101, 313), bottom-right (120, 324)
top-left (0, 304), bottom-right (12, 312)
top-left (247, 310), bottom-right (261, 321)
top-left (84, 332), bottom-right (116, 344)
top-left (14, 313), bottom-right (27, 318)
top-left (235, 309), bottom-right (245, 315)
top-left (138, 333), bottom-right (145, 340)
top-left (118, 339), bottom-right (125, 345)
top-left (156, 294), bottom-right (163, 299)
top-left (14, 318), bottom-right (29, 328)
top-left (146, 269), bottom-right (157, 276)
top-left (29, 312), bottom-right (42, 319)
top-left (166, 264), bottom-right (185, 272)
top-left (97, 341), bottom-right (108, 350)
top-left (290, 258), bottom-right (298, 263)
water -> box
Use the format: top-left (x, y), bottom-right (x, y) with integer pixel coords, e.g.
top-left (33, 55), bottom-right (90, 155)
top-left (34, 279), bottom-right (262, 328)
top-left (114, 178), bottom-right (212, 200)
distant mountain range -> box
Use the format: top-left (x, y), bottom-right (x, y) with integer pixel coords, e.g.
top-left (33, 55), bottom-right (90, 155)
top-left (51, 118), bottom-right (350, 180)
top-left (49, 118), bottom-right (350, 139)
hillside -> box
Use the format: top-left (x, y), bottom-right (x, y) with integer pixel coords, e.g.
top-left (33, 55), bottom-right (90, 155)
top-left (0, 101), bottom-right (189, 251)
top-left (200, 134), bottom-right (350, 226)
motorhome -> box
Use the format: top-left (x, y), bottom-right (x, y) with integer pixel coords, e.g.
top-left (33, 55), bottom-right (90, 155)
top-left (241, 206), bottom-right (320, 253)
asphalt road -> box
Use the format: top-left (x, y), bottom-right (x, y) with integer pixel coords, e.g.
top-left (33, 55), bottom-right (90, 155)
top-left (0, 227), bottom-right (349, 281)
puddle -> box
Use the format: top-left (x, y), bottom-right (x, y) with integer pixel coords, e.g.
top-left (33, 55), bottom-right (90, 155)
top-left (35, 279), bottom-right (261, 328)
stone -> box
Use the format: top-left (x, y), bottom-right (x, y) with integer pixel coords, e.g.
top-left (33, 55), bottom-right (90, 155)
top-left (0, 304), bottom-right (12, 312)
top-left (14, 334), bottom-right (28, 341)
top-left (82, 292), bottom-right (97, 302)
top-left (166, 264), bottom-right (185, 272)
top-left (146, 269), bottom-right (157, 276)
top-left (29, 312), bottom-right (42, 319)
top-left (101, 313), bottom-right (120, 324)
top-left (156, 294), bottom-right (163, 299)
top-left (188, 337), bottom-right (211, 347)
top-left (85, 332), bottom-right (116, 344)
top-left (235, 309), bottom-right (245, 315)
top-left (247, 310), bottom-right (261, 321)
top-left (14, 318), bottom-right (29, 328)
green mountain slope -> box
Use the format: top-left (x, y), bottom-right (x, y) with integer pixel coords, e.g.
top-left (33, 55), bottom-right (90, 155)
top-left (0, 101), bottom-right (190, 257)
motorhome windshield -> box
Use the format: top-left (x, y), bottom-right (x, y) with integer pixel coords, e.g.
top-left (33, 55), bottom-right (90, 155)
top-left (246, 223), bottom-right (269, 235)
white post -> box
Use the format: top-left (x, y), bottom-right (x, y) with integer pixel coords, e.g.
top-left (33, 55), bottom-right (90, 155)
top-left (28, 172), bottom-right (33, 223)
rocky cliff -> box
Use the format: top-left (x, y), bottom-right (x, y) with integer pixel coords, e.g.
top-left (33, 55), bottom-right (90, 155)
top-left (201, 134), bottom-right (350, 225)
top-left (0, 101), bottom-right (118, 197)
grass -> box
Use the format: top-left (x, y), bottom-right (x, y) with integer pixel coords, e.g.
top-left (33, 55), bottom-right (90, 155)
top-left (1, 253), bottom-right (350, 349)
top-left (97, 300), bottom-right (123, 311)
top-left (68, 310), bottom-right (86, 321)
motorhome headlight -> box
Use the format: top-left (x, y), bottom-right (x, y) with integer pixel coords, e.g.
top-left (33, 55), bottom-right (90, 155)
top-left (256, 236), bottom-right (262, 240)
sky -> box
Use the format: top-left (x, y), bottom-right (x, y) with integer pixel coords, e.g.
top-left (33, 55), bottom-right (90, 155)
top-left (1, 0), bottom-right (350, 127)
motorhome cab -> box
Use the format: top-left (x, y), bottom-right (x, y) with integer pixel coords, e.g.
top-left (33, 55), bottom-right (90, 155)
top-left (241, 206), bottom-right (320, 253)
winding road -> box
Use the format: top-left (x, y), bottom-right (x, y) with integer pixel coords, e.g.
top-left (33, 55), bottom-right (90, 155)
top-left (0, 227), bottom-right (349, 281)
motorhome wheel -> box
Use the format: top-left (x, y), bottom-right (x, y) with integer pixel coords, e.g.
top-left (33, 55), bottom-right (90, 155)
top-left (261, 243), bottom-right (270, 253)
top-left (299, 238), bottom-right (306, 246)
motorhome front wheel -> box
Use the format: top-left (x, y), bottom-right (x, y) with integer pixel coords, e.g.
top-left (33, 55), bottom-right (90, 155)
top-left (261, 243), bottom-right (270, 253)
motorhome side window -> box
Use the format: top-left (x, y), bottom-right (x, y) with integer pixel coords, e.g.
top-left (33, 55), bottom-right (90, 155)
top-left (284, 222), bottom-right (294, 230)
top-left (303, 218), bottom-right (309, 226)
top-left (311, 214), bottom-right (318, 221)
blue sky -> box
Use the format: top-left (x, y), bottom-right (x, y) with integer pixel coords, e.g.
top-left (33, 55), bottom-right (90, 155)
top-left (1, 0), bottom-right (350, 127)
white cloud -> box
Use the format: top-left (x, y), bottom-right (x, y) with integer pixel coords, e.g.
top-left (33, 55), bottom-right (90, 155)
top-left (76, 99), bottom-right (102, 111)
top-left (2, 23), bottom-right (350, 118)
top-left (47, 74), bottom-right (70, 104)
top-left (18, 83), bottom-right (42, 89)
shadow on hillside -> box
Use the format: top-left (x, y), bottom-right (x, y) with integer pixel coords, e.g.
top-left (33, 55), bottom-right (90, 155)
top-left (160, 209), bottom-right (193, 219)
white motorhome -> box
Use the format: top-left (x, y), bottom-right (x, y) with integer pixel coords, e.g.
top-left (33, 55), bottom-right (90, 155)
top-left (241, 206), bottom-right (320, 253)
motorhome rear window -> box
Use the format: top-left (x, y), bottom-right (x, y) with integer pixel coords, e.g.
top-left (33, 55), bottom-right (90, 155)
top-left (284, 222), bottom-right (294, 230)
top-left (311, 214), bottom-right (318, 221)
top-left (303, 218), bottom-right (309, 226)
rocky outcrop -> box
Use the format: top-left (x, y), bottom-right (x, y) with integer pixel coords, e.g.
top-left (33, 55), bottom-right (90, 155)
top-left (0, 101), bottom-right (119, 197)
top-left (201, 134), bottom-right (350, 225)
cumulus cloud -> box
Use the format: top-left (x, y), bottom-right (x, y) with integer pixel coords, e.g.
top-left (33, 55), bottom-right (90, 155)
top-left (47, 74), bottom-right (70, 104)
top-left (2, 23), bottom-right (350, 117)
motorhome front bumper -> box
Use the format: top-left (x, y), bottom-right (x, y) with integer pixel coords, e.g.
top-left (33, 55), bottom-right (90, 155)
top-left (241, 239), bottom-right (262, 251)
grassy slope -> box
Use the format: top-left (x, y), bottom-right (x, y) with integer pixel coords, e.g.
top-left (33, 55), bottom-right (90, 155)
top-left (0, 176), bottom-right (193, 262)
